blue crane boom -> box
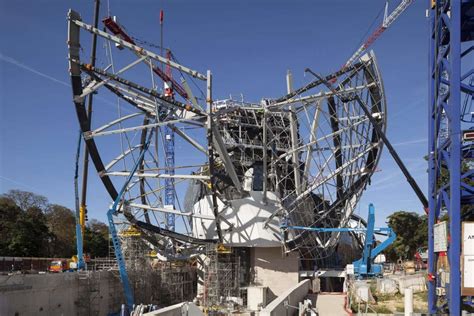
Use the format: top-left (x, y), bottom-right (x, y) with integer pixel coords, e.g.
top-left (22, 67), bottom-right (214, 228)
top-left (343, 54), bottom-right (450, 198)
top-left (283, 203), bottom-right (396, 278)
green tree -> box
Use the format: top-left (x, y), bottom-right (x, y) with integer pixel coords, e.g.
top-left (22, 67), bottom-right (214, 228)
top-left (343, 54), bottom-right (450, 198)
top-left (0, 191), bottom-right (51, 257)
top-left (384, 211), bottom-right (427, 261)
top-left (1, 189), bottom-right (111, 258)
top-left (6, 206), bottom-right (51, 257)
top-left (45, 204), bottom-right (76, 257)
top-left (83, 225), bottom-right (109, 258)
top-left (4, 189), bottom-right (48, 212)
top-left (0, 197), bottom-right (22, 254)
top-left (88, 219), bottom-right (109, 239)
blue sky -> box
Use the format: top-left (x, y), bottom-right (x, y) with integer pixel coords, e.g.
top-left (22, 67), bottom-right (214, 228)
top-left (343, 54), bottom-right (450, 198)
top-left (0, 0), bottom-right (430, 228)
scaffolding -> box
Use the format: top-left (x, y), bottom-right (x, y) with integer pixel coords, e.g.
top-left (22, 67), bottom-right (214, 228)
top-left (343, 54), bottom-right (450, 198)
top-left (428, 0), bottom-right (474, 314)
top-left (67, 9), bottom-right (390, 310)
top-left (118, 226), bottom-right (197, 307)
top-left (156, 261), bottom-right (197, 304)
top-left (203, 245), bottom-right (241, 309)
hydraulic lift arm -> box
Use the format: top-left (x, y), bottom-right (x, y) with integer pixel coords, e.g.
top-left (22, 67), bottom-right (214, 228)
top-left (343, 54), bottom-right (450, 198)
top-left (283, 203), bottom-right (396, 278)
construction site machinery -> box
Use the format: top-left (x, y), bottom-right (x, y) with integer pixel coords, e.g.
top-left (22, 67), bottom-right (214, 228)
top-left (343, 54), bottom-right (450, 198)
top-left (428, 0), bottom-right (474, 314)
top-left (283, 203), bottom-right (396, 279)
top-left (66, 1), bottom-right (419, 310)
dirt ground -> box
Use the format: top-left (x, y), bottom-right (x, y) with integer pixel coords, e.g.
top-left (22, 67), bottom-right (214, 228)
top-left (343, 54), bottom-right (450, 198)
top-left (372, 291), bottom-right (428, 314)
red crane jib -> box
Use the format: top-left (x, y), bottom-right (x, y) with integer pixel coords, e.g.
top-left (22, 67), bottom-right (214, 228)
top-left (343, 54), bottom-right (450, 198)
top-left (103, 17), bottom-right (136, 45)
top-left (102, 17), bottom-right (188, 99)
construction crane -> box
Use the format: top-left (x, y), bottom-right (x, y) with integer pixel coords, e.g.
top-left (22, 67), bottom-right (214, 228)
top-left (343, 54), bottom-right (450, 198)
top-left (76, 0), bottom-right (101, 271)
top-left (428, 0), bottom-right (474, 314)
top-left (102, 16), bottom-right (188, 100)
top-left (276, 0), bottom-right (414, 103)
top-left (296, 0), bottom-right (428, 215)
top-left (343, 0), bottom-right (413, 68)
top-left (163, 48), bottom-right (176, 231)
top-left (67, 1), bottom-right (412, 310)
top-left (160, 10), bottom-right (176, 232)
top-left (283, 203), bottom-right (396, 278)
top-left (102, 11), bottom-right (190, 232)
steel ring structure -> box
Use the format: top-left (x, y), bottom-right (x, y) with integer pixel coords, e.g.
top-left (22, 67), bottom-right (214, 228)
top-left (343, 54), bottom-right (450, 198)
top-left (67, 10), bottom-right (386, 263)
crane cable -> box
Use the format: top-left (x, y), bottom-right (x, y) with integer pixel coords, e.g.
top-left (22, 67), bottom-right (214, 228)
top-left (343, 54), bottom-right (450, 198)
top-left (353, 4), bottom-right (387, 57)
top-left (343, 0), bottom-right (413, 68)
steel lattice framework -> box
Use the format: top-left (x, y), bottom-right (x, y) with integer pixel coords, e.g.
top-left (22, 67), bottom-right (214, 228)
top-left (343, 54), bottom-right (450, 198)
top-left (67, 9), bottom-right (388, 301)
top-left (428, 0), bottom-right (474, 314)
top-left (261, 56), bottom-right (387, 262)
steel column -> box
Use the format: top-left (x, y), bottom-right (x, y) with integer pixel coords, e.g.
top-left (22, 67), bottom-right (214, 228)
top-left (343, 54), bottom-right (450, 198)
top-left (205, 70), bottom-right (223, 242)
top-left (448, 1), bottom-right (462, 313)
top-left (164, 124), bottom-right (175, 231)
top-left (428, 2), bottom-right (437, 311)
top-left (428, 0), bottom-right (473, 313)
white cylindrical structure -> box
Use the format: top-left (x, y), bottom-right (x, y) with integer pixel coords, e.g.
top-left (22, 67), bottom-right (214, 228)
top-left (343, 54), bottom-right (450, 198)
top-left (404, 288), bottom-right (413, 316)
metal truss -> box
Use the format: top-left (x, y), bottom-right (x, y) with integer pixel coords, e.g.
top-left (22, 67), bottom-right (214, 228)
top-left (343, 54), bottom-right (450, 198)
top-left (428, 0), bottom-right (474, 314)
top-left (67, 8), bottom-right (387, 269)
top-left (267, 52), bottom-right (387, 263)
top-left (68, 9), bottom-right (213, 262)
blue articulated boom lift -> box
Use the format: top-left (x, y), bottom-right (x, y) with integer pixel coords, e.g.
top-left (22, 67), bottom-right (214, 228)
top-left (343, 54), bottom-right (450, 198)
top-left (283, 203), bottom-right (396, 278)
top-left (107, 130), bottom-right (154, 312)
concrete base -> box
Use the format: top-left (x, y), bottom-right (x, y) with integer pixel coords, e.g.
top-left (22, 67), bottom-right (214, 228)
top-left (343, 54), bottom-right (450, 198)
top-left (259, 279), bottom-right (310, 316)
top-left (376, 278), bottom-right (398, 294)
top-left (315, 294), bottom-right (348, 316)
top-left (246, 286), bottom-right (267, 311)
top-left (387, 273), bottom-right (427, 293)
top-left (0, 271), bottom-right (124, 316)
top-left (251, 247), bottom-right (299, 302)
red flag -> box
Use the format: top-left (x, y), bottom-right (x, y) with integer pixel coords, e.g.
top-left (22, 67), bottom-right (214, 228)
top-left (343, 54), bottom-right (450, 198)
top-left (160, 10), bottom-right (164, 25)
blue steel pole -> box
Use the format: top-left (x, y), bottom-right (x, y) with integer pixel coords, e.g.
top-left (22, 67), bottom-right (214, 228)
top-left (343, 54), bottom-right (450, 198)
top-left (448, 0), bottom-right (462, 313)
top-left (107, 209), bottom-right (134, 310)
top-left (108, 130), bottom-right (154, 312)
top-left (75, 217), bottom-right (85, 269)
top-left (428, 1), bottom-right (437, 311)
top-left (74, 132), bottom-right (85, 270)
top-left (164, 124), bottom-right (175, 231)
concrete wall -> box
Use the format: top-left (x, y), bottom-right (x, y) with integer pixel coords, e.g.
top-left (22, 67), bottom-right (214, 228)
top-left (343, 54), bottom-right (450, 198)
top-left (0, 271), bottom-right (124, 316)
top-left (251, 247), bottom-right (299, 301)
top-left (259, 279), bottom-right (311, 316)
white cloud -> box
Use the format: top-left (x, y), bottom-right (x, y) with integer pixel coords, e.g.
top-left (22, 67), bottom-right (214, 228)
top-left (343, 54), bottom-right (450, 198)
top-left (0, 52), bottom-right (70, 87)
top-left (392, 138), bottom-right (427, 147)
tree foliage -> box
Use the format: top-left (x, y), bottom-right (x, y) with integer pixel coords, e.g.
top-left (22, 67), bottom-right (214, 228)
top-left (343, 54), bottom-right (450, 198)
top-left (0, 197), bottom-right (23, 255)
top-left (88, 219), bottom-right (109, 239)
top-left (84, 225), bottom-right (109, 257)
top-left (8, 208), bottom-right (51, 257)
top-left (384, 211), bottom-right (427, 261)
top-left (0, 189), bottom-right (110, 258)
top-left (4, 190), bottom-right (48, 213)
top-left (45, 204), bottom-right (76, 257)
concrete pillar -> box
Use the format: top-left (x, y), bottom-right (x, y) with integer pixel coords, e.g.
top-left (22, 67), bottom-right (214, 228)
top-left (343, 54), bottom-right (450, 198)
top-left (404, 288), bottom-right (413, 316)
